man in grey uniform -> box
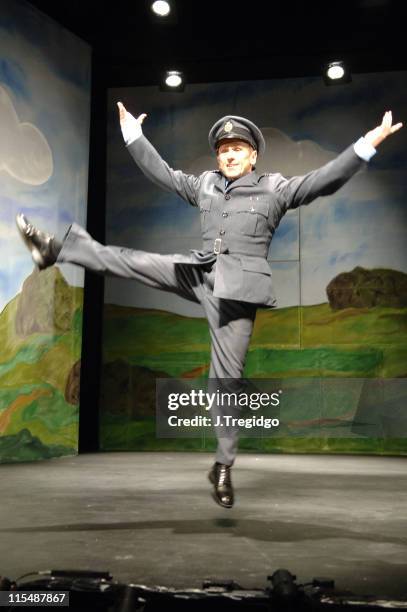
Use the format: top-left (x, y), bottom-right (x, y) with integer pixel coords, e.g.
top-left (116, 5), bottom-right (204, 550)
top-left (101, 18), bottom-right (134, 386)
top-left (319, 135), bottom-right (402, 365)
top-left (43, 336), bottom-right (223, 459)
top-left (16, 108), bottom-right (402, 508)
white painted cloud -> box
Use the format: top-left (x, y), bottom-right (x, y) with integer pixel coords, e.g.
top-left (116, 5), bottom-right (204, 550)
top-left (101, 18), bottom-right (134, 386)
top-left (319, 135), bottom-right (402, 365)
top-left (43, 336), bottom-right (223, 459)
top-left (257, 127), bottom-right (336, 175)
top-left (0, 84), bottom-right (53, 185)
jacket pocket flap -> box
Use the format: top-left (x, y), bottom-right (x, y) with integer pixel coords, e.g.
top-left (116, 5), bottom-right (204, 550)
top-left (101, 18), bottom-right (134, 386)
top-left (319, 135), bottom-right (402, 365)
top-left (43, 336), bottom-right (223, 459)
top-left (241, 257), bottom-right (272, 275)
top-left (235, 200), bottom-right (269, 217)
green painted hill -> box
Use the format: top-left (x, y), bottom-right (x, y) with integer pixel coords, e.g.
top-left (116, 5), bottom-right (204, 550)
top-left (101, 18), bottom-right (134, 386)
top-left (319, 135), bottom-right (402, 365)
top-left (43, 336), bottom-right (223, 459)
top-left (0, 267), bottom-right (83, 462)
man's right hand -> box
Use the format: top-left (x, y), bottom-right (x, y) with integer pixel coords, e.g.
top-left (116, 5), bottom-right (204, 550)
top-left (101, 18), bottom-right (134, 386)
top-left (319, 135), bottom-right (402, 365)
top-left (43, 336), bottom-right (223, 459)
top-left (117, 102), bottom-right (147, 145)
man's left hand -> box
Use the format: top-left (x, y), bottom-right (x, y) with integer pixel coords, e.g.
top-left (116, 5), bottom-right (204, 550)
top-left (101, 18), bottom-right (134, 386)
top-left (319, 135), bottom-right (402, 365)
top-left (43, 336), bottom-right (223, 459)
top-left (364, 111), bottom-right (403, 148)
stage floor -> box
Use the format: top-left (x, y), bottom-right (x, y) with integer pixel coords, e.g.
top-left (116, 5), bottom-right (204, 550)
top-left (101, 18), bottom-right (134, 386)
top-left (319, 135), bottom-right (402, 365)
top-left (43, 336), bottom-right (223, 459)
top-left (1, 452), bottom-right (406, 599)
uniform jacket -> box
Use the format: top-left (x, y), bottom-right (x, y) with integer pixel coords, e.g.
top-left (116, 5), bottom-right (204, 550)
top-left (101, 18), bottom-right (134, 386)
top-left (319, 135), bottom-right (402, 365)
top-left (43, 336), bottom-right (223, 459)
top-left (127, 135), bottom-right (366, 308)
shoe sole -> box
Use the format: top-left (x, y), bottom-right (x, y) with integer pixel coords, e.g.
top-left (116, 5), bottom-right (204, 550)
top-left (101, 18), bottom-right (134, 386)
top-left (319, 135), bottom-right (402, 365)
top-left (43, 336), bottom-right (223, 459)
top-left (16, 214), bottom-right (46, 269)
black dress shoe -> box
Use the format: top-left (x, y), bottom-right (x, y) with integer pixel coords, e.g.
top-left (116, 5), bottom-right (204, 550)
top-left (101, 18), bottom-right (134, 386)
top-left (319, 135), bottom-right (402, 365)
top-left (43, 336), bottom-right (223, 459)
top-left (16, 213), bottom-right (59, 270)
top-left (208, 462), bottom-right (234, 508)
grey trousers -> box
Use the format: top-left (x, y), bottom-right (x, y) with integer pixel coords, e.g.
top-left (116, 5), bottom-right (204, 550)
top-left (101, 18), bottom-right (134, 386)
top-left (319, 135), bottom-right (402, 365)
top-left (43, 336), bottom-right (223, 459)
top-left (58, 223), bottom-right (257, 465)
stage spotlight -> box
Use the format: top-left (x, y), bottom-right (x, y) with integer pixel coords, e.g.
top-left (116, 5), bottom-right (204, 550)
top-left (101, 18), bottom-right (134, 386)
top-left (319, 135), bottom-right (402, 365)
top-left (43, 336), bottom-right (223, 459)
top-left (148, 0), bottom-right (177, 25)
top-left (323, 61), bottom-right (352, 85)
top-left (160, 70), bottom-right (185, 92)
top-left (151, 1), bottom-right (171, 16)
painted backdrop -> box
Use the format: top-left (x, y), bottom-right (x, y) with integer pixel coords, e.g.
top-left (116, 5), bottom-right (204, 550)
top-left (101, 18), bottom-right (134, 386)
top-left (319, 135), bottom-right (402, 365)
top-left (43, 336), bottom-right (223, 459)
top-left (103, 72), bottom-right (407, 455)
top-left (0, 0), bottom-right (91, 462)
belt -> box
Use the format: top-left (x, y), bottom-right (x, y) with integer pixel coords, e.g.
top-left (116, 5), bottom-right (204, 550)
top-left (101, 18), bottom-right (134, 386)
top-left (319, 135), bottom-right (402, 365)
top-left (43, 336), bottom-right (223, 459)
top-left (203, 238), bottom-right (268, 258)
top-left (210, 240), bottom-right (268, 258)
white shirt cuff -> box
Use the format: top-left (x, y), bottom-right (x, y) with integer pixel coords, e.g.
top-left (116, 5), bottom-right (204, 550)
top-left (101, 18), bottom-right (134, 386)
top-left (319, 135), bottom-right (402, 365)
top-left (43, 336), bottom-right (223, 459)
top-left (353, 136), bottom-right (376, 162)
top-left (121, 117), bottom-right (143, 146)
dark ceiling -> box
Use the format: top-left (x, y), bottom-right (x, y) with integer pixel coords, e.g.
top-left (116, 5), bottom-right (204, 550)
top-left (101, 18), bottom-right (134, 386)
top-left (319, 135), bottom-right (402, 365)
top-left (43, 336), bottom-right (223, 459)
top-left (27, 0), bottom-right (405, 87)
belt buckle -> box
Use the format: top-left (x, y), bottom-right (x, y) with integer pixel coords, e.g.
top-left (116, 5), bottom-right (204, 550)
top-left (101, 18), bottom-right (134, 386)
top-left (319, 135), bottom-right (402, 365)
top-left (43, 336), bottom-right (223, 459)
top-left (213, 238), bottom-right (222, 255)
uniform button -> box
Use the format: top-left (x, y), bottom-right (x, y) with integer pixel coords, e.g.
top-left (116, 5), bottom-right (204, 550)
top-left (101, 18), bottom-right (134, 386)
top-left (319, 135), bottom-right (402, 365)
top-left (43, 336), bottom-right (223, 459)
top-left (225, 194), bottom-right (231, 200)
top-left (222, 211), bottom-right (228, 218)
top-left (219, 229), bottom-right (225, 236)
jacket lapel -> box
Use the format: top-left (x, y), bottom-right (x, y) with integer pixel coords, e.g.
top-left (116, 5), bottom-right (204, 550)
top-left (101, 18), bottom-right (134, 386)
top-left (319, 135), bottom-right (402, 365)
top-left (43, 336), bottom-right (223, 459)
top-left (213, 172), bottom-right (227, 194)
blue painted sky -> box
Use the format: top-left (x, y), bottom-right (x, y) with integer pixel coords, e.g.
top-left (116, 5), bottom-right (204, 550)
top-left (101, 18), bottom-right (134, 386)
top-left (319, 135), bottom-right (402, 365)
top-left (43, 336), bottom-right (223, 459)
top-left (105, 72), bottom-right (407, 314)
top-left (0, 0), bottom-right (91, 311)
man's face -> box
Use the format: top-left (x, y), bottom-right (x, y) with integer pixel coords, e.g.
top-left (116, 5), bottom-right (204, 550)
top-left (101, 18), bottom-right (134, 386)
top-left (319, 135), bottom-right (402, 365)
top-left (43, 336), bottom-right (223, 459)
top-left (216, 139), bottom-right (258, 180)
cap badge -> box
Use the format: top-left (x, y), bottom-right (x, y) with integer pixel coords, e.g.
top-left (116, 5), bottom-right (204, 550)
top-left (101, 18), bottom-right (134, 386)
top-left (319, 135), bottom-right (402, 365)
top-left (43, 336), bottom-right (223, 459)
top-left (223, 121), bottom-right (233, 133)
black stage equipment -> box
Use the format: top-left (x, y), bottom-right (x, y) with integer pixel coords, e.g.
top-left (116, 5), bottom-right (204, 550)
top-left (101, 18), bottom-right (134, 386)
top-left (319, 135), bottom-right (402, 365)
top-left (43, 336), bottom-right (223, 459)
top-left (1, 567), bottom-right (407, 611)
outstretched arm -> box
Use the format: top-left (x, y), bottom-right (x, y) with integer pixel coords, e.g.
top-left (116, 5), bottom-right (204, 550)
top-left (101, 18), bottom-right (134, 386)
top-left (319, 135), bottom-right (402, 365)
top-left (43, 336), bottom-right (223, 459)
top-left (276, 111), bottom-right (403, 211)
top-left (116, 101), bottom-right (201, 206)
